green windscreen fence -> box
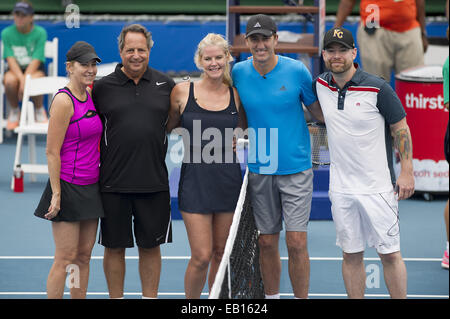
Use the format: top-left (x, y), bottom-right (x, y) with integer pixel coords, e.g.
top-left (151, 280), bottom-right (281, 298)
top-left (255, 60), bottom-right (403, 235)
top-left (0, 0), bottom-right (446, 15)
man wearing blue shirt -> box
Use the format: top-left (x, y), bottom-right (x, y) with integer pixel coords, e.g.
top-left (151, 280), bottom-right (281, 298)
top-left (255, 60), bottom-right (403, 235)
top-left (232, 14), bottom-right (323, 299)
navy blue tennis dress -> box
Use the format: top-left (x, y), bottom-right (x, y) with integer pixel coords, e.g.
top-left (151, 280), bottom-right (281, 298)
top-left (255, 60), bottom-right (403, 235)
top-left (178, 82), bottom-right (243, 214)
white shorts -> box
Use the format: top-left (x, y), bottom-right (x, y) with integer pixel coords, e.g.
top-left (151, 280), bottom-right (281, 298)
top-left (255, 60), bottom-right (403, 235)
top-left (329, 191), bottom-right (400, 255)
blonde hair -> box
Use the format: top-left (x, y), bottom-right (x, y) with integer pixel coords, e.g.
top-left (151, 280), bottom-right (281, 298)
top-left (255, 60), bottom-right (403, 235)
top-left (194, 33), bottom-right (234, 86)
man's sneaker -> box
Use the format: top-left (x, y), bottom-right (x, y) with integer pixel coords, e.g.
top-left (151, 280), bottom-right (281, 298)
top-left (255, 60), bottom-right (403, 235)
top-left (35, 107), bottom-right (48, 123)
top-left (6, 108), bottom-right (20, 131)
top-left (442, 250), bottom-right (449, 269)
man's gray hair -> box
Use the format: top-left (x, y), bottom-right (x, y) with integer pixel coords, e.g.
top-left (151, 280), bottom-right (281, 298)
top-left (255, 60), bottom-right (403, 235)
top-left (118, 24), bottom-right (154, 51)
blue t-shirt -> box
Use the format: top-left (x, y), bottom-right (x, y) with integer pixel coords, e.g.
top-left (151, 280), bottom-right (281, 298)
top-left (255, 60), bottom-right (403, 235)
top-left (232, 55), bottom-right (317, 175)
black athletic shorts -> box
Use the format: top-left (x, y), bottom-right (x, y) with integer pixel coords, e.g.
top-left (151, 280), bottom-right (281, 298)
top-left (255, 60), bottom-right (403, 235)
top-left (99, 191), bottom-right (172, 249)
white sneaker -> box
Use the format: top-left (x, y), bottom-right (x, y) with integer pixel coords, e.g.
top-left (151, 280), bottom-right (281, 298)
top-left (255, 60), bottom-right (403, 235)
top-left (6, 108), bottom-right (20, 131)
top-left (35, 107), bottom-right (48, 123)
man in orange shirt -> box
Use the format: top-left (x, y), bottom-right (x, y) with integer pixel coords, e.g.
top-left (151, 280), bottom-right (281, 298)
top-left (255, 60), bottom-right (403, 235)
top-left (335, 0), bottom-right (427, 82)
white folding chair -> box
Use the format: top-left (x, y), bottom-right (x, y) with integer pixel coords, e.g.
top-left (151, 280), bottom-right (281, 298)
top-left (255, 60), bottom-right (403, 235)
top-left (11, 74), bottom-right (68, 190)
top-left (0, 37), bottom-right (59, 144)
top-left (44, 37), bottom-right (58, 77)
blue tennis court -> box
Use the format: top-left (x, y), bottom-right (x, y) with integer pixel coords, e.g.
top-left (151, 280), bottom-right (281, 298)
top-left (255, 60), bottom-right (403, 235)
top-left (0, 137), bottom-right (448, 299)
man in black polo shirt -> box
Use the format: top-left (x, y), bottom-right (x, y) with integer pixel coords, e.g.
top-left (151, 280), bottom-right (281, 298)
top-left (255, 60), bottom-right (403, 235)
top-left (93, 24), bottom-right (175, 299)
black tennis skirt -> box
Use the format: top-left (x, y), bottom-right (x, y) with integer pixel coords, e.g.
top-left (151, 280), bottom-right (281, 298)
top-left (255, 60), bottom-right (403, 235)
top-left (178, 162), bottom-right (243, 214)
top-left (34, 179), bottom-right (105, 222)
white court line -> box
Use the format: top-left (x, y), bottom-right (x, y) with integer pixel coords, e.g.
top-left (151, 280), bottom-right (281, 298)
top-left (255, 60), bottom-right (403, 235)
top-left (0, 256), bottom-right (189, 260)
top-left (0, 292), bottom-right (447, 298)
top-left (0, 256), bottom-right (443, 262)
top-left (1, 256), bottom-right (446, 299)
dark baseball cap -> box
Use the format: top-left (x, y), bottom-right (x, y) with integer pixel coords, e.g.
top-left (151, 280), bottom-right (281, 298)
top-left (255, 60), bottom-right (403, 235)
top-left (245, 14), bottom-right (277, 38)
top-left (323, 27), bottom-right (355, 49)
top-left (66, 41), bottom-right (102, 63)
top-left (13, 2), bottom-right (34, 15)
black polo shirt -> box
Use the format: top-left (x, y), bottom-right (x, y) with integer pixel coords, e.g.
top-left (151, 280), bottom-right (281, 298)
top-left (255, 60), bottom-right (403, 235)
top-left (92, 64), bottom-right (175, 193)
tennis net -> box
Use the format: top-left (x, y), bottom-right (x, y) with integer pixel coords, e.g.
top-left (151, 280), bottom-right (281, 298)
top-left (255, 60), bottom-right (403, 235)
top-left (209, 168), bottom-right (265, 299)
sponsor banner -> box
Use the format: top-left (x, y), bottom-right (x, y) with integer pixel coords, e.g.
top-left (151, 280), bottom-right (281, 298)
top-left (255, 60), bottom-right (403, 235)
top-left (396, 79), bottom-right (447, 162)
top-left (411, 159), bottom-right (449, 192)
top-left (395, 66), bottom-right (448, 192)
top-left (394, 157), bottom-right (449, 192)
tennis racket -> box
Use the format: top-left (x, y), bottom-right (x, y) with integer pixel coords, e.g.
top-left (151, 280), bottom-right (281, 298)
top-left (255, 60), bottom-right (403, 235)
top-left (308, 122), bottom-right (330, 168)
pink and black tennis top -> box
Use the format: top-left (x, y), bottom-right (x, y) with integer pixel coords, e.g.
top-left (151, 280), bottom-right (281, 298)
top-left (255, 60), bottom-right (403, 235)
top-left (56, 87), bottom-right (103, 185)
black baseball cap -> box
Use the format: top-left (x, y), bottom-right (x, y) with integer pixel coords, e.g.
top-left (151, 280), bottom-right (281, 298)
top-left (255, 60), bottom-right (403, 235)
top-left (323, 27), bottom-right (355, 49)
top-left (245, 14), bottom-right (277, 38)
top-left (66, 41), bottom-right (102, 63)
top-left (13, 2), bottom-right (34, 15)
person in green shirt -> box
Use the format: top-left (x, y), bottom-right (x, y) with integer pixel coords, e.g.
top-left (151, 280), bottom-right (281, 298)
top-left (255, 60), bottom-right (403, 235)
top-left (1, 1), bottom-right (48, 131)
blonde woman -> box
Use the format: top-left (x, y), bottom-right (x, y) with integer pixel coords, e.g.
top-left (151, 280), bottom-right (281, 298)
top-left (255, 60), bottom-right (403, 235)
top-left (34, 41), bottom-right (104, 298)
top-left (167, 33), bottom-right (245, 298)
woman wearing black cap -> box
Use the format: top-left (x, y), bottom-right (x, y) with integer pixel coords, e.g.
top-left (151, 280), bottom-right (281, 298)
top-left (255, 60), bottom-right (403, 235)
top-left (34, 41), bottom-right (104, 298)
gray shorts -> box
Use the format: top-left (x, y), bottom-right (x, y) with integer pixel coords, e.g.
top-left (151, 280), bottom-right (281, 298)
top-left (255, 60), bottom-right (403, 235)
top-left (248, 169), bottom-right (313, 234)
